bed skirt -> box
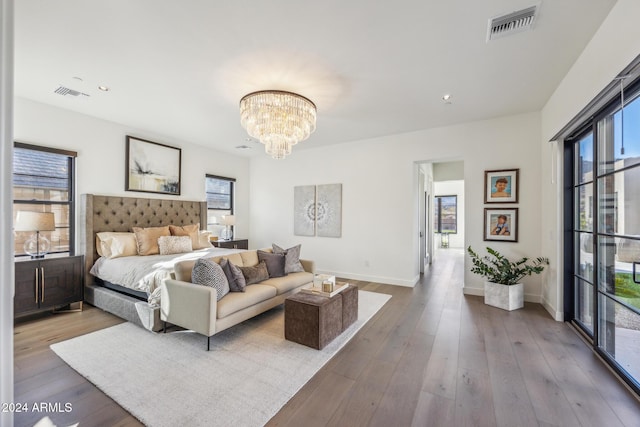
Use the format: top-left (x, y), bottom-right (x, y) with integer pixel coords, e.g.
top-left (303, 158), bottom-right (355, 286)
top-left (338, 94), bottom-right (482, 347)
top-left (85, 283), bottom-right (162, 332)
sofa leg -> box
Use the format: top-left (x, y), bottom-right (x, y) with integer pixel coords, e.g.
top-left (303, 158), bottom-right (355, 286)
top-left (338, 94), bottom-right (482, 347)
top-left (163, 321), bottom-right (167, 333)
top-left (207, 336), bottom-right (211, 351)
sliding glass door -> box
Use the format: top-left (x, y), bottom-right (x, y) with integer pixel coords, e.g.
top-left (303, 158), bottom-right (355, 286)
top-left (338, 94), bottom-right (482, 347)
top-left (569, 80), bottom-right (640, 393)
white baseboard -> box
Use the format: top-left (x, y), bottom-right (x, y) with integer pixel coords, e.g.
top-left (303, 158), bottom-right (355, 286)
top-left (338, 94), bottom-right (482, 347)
top-left (541, 296), bottom-right (564, 321)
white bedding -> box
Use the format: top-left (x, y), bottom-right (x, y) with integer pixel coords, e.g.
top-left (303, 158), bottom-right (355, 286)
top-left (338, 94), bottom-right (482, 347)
top-left (90, 247), bottom-right (244, 306)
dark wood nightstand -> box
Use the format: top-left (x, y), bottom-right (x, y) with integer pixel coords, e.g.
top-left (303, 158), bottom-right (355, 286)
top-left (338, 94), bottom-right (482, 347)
top-left (14, 255), bottom-right (84, 317)
top-left (212, 239), bottom-right (248, 250)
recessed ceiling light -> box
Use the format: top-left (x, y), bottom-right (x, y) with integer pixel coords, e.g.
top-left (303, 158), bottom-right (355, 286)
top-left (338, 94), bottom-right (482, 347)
top-left (442, 94), bottom-right (452, 102)
top-left (97, 85), bottom-right (110, 92)
top-left (72, 76), bottom-right (83, 82)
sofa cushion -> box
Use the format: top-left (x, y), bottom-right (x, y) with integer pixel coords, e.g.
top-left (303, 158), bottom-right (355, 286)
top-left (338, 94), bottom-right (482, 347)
top-left (239, 250), bottom-right (259, 267)
top-left (211, 252), bottom-right (244, 267)
top-left (192, 258), bottom-right (230, 301)
top-left (217, 284), bottom-right (277, 318)
top-left (238, 261), bottom-right (269, 285)
top-left (261, 271), bottom-right (313, 295)
top-left (273, 244), bottom-right (305, 274)
top-left (258, 250), bottom-right (286, 278)
top-left (219, 258), bottom-right (246, 292)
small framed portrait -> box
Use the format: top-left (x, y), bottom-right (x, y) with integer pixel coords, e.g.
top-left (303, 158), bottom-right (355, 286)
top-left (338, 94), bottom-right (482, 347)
top-left (484, 169), bottom-right (519, 203)
top-left (484, 208), bottom-right (518, 242)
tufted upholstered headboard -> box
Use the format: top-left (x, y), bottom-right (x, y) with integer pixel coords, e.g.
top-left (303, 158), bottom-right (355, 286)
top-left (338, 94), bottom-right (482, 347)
top-left (80, 194), bottom-right (207, 286)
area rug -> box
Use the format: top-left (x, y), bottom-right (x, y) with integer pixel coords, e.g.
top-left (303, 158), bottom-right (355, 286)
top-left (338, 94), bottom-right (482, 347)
top-left (51, 290), bottom-right (391, 427)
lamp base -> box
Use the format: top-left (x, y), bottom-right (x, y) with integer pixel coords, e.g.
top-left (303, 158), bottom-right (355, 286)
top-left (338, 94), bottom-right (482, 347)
top-left (220, 227), bottom-right (233, 240)
top-left (24, 233), bottom-right (50, 259)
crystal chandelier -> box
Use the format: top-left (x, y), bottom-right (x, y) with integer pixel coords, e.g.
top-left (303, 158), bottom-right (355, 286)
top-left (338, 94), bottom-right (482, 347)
top-left (240, 90), bottom-right (317, 159)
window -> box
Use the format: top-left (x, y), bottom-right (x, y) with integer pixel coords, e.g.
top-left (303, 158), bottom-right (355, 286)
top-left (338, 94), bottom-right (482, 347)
top-left (434, 195), bottom-right (457, 234)
top-left (13, 143), bottom-right (77, 257)
top-left (205, 174), bottom-right (235, 236)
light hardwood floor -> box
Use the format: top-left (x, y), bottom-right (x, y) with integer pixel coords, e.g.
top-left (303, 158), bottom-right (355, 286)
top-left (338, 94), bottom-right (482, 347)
top-left (13, 249), bottom-right (640, 426)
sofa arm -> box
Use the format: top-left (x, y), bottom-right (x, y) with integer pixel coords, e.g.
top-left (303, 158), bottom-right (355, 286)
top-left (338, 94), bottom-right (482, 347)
top-left (161, 279), bottom-right (217, 337)
top-left (300, 259), bottom-right (315, 274)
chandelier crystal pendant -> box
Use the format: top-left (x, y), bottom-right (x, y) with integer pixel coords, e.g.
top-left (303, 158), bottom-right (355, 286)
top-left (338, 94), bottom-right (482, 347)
top-left (240, 90), bottom-right (317, 159)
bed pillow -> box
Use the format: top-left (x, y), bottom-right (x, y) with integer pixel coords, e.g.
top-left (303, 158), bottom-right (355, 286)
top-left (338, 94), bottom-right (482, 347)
top-left (96, 232), bottom-right (138, 259)
top-left (158, 235), bottom-right (193, 255)
top-left (219, 258), bottom-right (246, 292)
top-left (192, 258), bottom-right (229, 301)
top-left (132, 226), bottom-right (171, 256)
top-left (258, 250), bottom-right (286, 278)
top-left (238, 261), bottom-right (269, 285)
top-left (169, 223), bottom-right (200, 249)
top-left (196, 230), bottom-right (213, 249)
top-left (272, 244), bottom-right (305, 274)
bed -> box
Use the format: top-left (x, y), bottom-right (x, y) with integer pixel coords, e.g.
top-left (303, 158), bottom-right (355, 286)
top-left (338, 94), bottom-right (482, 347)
top-left (80, 194), bottom-right (241, 331)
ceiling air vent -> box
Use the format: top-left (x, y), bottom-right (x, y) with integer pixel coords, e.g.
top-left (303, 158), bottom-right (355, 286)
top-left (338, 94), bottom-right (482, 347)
top-left (487, 4), bottom-right (538, 42)
top-left (54, 86), bottom-right (89, 97)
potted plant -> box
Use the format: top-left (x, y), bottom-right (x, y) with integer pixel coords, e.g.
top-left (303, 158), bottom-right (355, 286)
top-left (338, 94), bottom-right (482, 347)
top-left (467, 246), bottom-right (549, 311)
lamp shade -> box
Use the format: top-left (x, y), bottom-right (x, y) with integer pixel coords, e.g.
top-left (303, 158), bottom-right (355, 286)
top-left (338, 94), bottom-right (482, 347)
top-left (15, 211), bottom-right (56, 232)
top-left (221, 215), bottom-right (236, 226)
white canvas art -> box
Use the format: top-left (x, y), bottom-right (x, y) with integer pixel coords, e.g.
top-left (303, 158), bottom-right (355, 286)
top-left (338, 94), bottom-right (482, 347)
top-left (317, 183), bottom-right (342, 237)
top-left (294, 185), bottom-right (316, 236)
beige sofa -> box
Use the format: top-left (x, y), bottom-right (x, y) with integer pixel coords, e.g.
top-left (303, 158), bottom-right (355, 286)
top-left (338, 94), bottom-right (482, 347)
top-left (160, 249), bottom-right (314, 349)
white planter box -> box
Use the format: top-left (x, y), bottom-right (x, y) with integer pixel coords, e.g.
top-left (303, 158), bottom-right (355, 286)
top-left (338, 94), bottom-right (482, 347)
top-left (484, 281), bottom-right (523, 311)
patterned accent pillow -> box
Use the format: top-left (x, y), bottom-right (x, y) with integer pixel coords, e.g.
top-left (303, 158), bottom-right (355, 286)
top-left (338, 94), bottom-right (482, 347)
top-left (258, 250), bottom-right (286, 278)
top-left (158, 235), bottom-right (193, 255)
top-left (192, 258), bottom-right (230, 301)
top-left (238, 261), bottom-right (270, 285)
top-left (219, 258), bottom-right (247, 292)
top-left (272, 244), bottom-right (305, 274)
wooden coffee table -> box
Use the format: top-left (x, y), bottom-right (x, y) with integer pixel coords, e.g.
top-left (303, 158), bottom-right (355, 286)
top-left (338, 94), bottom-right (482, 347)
top-left (284, 284), bottom-right (358, 349)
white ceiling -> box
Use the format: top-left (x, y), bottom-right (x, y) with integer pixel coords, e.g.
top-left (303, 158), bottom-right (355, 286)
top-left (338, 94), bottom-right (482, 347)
top-left (15, 1), bottom-right (617, 156)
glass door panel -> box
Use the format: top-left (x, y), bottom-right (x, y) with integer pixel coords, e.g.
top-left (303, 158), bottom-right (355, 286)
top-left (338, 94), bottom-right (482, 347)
top-left (598, 295), bottom-right (640, 387)
top-left (575, 278), bottom-right (594, 332)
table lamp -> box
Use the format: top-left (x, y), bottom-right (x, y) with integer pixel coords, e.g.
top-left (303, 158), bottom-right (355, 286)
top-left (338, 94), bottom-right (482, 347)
top-left (15, 211), bottom-right (56, 258)
top-left (220, 215), bottom-right (235, 240)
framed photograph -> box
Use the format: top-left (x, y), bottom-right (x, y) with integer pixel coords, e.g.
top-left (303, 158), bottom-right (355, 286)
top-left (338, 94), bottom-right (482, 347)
top-left (484, 168), bottom-right (519, 203)
top-left (484, 208), bottom-right (518, 242)
top-left (126, 136), bottom-right (181, 195)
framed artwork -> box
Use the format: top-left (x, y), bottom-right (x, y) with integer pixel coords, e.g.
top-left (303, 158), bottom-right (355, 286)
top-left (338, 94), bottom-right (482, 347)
top-left (484, 208), bottom-right (518, 242)
top-left (294, 185), bottom-right (316, 236)
top-left (293, 183), bottom-right (343, 237)
top-left (484, 168), bottom-right (519, 203)
top-left (126, 136), bottom-right (181, 195)
top-left (316, 183), bottom-right (342, 237)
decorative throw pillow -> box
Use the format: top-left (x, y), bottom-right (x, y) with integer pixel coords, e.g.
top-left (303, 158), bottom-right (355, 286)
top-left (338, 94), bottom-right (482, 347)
top-left (238, 261), bottom-right (269, 286)
top-left (96, 232), bottom-right (138, 259)
top-left (169, 223), bottom-right (200, 249)
top-left (132, 226), bottom-right (171, 256)
top-left (197, 230), bottom-right (213, 249)
top-left (258, 250), bottom-right (286, 278)
top-left (158, 235), bottom-right (193, 255)
top-left (219, 258), bottom-right (246, 292)
top-left (272, 244), bottom-right (305, 274)
top-left (192, 258), bottom-right (230, 301)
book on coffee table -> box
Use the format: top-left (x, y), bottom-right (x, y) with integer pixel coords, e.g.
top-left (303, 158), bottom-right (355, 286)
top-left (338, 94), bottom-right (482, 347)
top-left (300, 282), bottom-right (350, 298)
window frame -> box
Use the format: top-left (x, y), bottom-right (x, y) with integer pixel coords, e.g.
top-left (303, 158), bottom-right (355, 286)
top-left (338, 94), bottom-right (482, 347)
top-left (434, 194), bottom-right (458, 234)
top-left (13, 142), bottom-right (77, 257)
top-left (205, 174), bottom-right (236, 231)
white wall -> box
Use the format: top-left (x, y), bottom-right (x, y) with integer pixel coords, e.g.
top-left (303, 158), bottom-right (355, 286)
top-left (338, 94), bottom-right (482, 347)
top-left (250, 112), bottom-right (543, 298)
top-left (14, 98), bottom-right (251, 244)
top-left (433, 161), bottom-right (463, 181)
top-left (433, 180), bottom-right (465, 249)
top-left (541, 0), bottom-right (640, 320)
